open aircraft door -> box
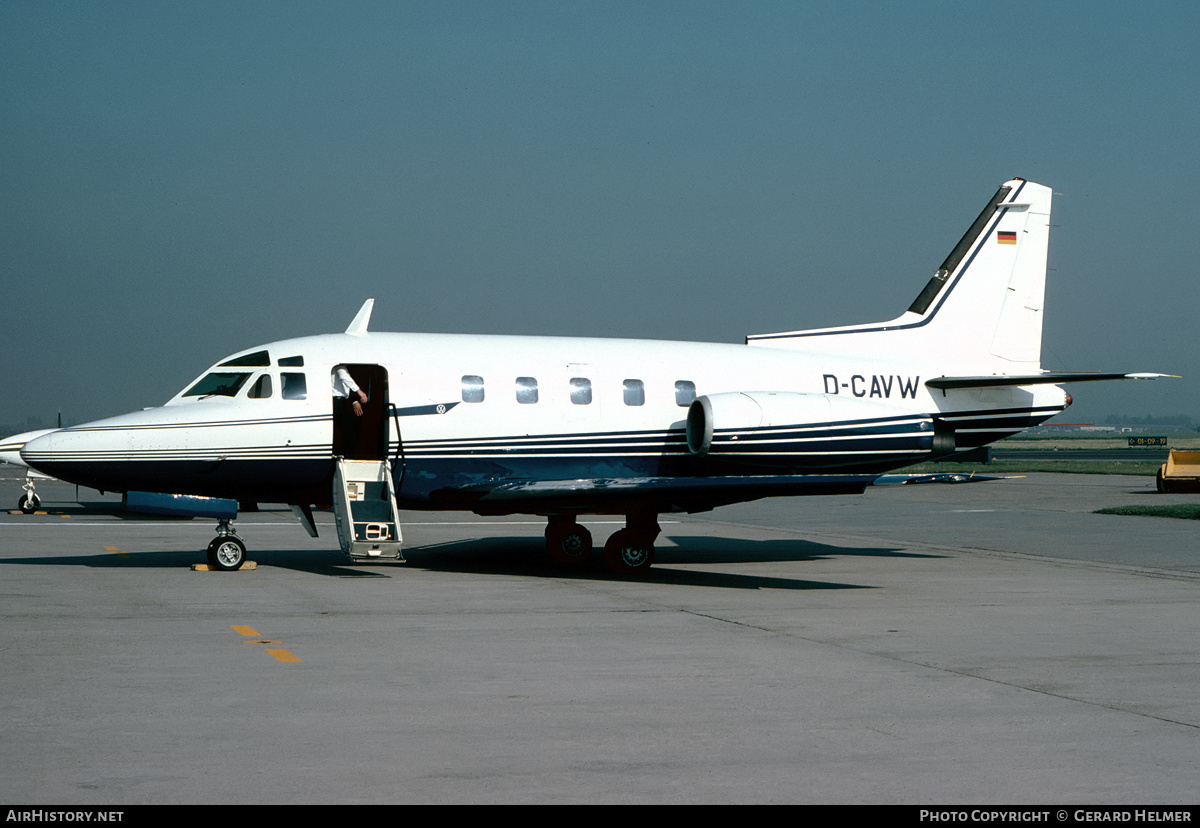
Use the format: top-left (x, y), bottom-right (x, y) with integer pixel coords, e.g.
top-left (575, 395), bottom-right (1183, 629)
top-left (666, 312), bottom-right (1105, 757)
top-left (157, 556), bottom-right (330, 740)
top-left (330, 364), bottom-right (405, 561)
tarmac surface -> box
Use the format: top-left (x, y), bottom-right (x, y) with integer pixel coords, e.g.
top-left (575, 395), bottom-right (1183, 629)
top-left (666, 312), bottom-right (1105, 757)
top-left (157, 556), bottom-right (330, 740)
top-left (1, 468), bottom-right (1197, 804)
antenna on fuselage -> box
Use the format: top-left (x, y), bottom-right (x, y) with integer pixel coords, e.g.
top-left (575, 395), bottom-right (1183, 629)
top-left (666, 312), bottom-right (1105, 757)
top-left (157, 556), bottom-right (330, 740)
top-left (345, 298), bottom-right (374, 336)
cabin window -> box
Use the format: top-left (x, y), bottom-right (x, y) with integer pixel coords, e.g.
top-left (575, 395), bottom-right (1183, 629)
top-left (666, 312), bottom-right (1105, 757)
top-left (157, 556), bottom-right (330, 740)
top-left (281, 372), bottom-right (307, 400)
top-left (278, 356), bottom-right (304, 367)
top-left (247, 374), bottom-right (273, 399)
top-left (219, 350), bottom-right (271, 367)
top-left (675, 380), bottom-right (696, 406)
top-left (183, 372), bottom-right (251, 398)
top-left (623, 379), bottom-right (645, 406)
top-left (516, 377), bottom-right (539, 404)
top-left (570, 377), bottom-right (592, 405)
top-left (462, 375), bottom-right (485, 403)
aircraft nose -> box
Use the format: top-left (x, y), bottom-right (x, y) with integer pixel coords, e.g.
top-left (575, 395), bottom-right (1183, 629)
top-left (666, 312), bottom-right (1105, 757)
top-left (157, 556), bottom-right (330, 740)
top-left (20, 431), bottom-right (56, 474)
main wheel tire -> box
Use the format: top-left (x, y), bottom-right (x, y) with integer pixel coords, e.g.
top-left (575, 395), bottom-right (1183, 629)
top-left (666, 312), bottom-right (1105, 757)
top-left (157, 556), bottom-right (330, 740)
top-left (604, 529), bottom-right (655, 575)
top-left (18, 494), bottom-right (39, 514)
top-left (207, 537), bottom-right (247, 571)
top-left (546, 522), bottom-right (593, 566)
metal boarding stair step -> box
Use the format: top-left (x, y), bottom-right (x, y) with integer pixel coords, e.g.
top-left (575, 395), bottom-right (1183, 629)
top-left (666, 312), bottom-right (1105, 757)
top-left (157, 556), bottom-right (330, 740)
top-left (333, 458), bottom-right (405, 561)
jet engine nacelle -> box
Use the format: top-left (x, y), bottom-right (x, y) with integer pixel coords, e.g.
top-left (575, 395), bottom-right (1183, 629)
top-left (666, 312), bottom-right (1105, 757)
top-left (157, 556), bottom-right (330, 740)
top-left (686, 391), bottom-right (931, 455)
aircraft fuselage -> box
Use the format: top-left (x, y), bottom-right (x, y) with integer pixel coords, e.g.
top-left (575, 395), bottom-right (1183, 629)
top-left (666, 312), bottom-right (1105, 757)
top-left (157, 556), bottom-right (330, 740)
top-left (21, 330), bottom-right (1067, 513)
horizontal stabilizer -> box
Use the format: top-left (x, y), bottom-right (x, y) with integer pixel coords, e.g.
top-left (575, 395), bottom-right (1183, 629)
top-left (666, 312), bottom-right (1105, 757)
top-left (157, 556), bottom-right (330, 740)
top-left (926, 372), bottom-right (1176, 390)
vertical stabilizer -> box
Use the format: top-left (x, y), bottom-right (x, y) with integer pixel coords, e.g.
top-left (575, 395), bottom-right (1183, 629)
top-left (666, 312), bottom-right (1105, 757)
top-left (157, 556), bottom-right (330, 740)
top-left (747, 179), bottom-right (1053, 372)
top-left (909, 179), bottom-right (1051, 365)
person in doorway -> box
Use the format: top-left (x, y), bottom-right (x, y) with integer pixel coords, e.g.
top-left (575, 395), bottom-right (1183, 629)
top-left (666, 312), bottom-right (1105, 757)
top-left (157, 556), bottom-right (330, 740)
top-left (332, 365), bottom-right (368, 416)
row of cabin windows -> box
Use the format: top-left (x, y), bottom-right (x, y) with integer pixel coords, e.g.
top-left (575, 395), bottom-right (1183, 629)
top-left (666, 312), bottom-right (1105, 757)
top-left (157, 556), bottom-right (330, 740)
top-left (187, 364), bottom-right (697, 409)
top-left (462, 376), bottom-right (696, 407)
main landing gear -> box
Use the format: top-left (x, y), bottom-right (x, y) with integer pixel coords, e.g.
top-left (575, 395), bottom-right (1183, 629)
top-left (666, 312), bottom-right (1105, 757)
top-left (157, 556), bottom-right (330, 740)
top-left (544, 513), bottom-right (661, 575)
top-left (545, 516), bottom-right (593, 566)
top-left (206, 518), bottom-right (247, 571)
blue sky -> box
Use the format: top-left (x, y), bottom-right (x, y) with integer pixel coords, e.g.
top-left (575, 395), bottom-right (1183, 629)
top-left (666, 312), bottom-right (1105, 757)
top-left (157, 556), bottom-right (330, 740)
top-left (2, 1), bottom-right (1196, 427)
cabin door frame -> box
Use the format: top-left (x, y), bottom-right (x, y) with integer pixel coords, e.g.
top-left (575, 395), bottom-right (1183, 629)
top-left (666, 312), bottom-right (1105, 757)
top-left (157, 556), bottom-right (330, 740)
top-left (332, 364), bottom-right (390, 461)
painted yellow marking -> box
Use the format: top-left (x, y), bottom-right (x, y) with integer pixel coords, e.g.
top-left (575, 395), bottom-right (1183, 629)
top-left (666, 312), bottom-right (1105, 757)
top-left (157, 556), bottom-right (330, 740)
top-left (103, 545), bottom-right (131, 559)
top-left (266, 648), bottom-right (301, 663)
top-left (232, 626), bottom-right (299, 661)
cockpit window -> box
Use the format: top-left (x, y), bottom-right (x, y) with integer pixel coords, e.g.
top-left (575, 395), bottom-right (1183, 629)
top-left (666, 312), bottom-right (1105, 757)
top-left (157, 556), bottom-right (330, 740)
top-left (278, 356), bottom-right (304, 367)
top-left (219, 350), bottom-right (271, 367)
top-left (281, 372), bottom-right (307, 400)
top-left (183, 372), bottom-right (251, 398)
top-left (247, 374), bottom-right (273, 399)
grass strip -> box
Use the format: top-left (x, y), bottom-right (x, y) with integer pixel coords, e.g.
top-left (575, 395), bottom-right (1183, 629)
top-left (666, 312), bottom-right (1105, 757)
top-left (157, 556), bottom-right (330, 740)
top-left (1094, 505), bottom-right (1200, 520)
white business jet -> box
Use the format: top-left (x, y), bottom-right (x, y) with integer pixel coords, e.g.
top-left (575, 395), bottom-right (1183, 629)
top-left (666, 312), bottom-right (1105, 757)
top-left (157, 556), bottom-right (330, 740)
top-left (20, 179), bottom-right (1169, 572)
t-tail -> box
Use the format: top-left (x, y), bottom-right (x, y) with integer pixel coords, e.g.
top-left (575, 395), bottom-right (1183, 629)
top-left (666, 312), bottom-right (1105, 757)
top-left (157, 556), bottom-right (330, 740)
top-left (747, 179), bottom-right (1172, 389)
top-left (748, 178), bottom-right (1051, 373)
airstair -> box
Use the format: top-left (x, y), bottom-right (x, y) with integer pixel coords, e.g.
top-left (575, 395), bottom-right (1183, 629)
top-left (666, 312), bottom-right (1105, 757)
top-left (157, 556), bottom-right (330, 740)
top-left (332, 458), bottom-right (405, 561)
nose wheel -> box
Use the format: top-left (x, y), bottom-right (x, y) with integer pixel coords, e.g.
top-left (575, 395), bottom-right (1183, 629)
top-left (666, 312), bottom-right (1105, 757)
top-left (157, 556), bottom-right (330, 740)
top-left (18, 476), bottom-right (41, 513)
top-left (206, 519), bottom-right (247, 571)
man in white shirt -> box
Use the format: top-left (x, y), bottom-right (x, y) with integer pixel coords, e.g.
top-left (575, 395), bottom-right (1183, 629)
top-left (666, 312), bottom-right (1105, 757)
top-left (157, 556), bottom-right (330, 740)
top-left (332, 365), bottom-right (369, 417)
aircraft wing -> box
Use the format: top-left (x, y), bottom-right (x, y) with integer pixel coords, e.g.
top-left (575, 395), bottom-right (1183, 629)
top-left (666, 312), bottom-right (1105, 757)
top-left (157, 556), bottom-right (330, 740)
top-left (926, 372), bottom-right (1175, 390)
top-left (428, 474), bottom-right (880, 514)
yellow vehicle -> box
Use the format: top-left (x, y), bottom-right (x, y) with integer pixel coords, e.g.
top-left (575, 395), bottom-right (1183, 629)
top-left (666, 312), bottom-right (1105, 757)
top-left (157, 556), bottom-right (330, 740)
top-left (1157, 450), bottom-right (1200, 493)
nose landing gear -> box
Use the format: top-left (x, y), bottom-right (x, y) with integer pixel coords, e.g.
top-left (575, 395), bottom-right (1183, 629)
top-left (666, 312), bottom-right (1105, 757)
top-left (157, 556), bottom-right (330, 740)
top-left (206, 518), bottom-right (247, 571)
top-left (18, 476), bottom-right (41, 513)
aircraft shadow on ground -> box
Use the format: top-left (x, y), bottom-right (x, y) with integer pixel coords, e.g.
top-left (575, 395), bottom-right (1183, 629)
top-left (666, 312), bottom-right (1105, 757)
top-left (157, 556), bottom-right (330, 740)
top-left (0, 547), bottom-right (391, 577)
top-left (400, 534), bottom-right (938, 590)
top-left (0, 534), bottom-right (938, 589)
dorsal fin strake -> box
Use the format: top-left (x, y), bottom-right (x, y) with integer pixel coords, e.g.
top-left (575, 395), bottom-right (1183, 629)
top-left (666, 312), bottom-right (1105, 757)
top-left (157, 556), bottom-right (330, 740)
top-left (345, 299), bottom-right (374, 335)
